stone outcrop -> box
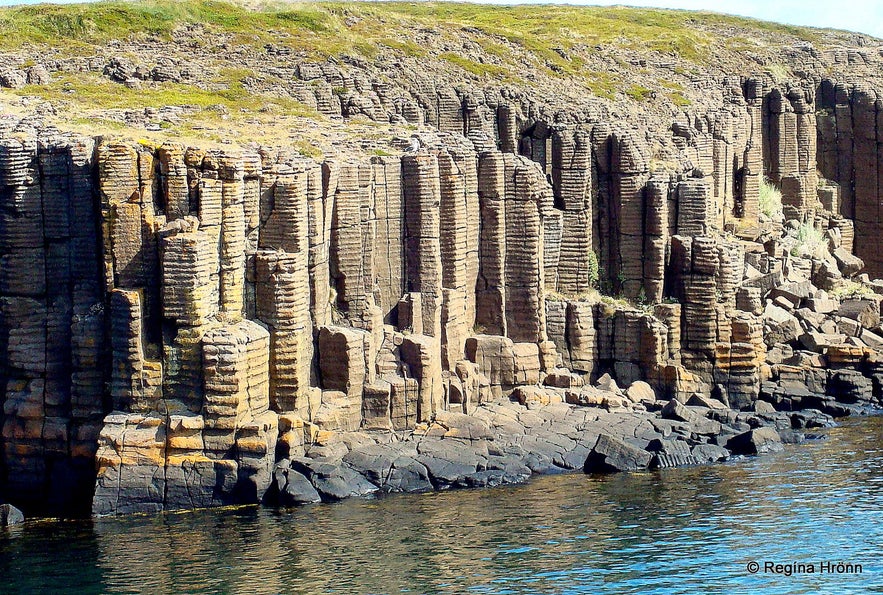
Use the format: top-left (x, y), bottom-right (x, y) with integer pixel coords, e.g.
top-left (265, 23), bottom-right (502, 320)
top-left (4, 14), bottom-right (883, 516)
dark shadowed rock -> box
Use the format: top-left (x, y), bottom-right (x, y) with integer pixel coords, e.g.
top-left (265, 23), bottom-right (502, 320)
top-left (584, 434), bottom-right (652, 472)
top-left (691, 443), bottom-right (730, 464)
top-left (727, 426), bottom-right (784, 455)
top-left (790, 410), bottom-right (836, 429)
top-left (383, 457), bottom-right (434, 493)
top-left (290, 459), bottom-right (378, 502)
top-left (661, 399), bottom-right (722, 435)
top-left (274, 466), bottom-right (322, 506)
top-left (751, 400), bottom-right (777, 414)
top-left (455, 469), bottom-right (529, 488)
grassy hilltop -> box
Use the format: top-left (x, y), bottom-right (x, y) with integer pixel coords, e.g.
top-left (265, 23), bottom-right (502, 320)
top-left (0, 1), bottom-right (870, 147)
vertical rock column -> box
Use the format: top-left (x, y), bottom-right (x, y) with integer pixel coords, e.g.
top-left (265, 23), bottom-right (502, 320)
top-left (766, 86), bottom-right (818, 219)
top-left (643, 176), bottom-right (669, 302)
top-left (255, 250), bottom-right (312, 416)
top-left (851, 87), bottom-right (882, 275)
top-left (371, 155), bottom-right (405, 321)
top-left (403, 153), bottom-right (443, 339)
top-left (565, 301), bottom-right (597, 376)
top-left (317, 326), bottom-right (367, 431)
top-left (714, 313), bottom-right (765, 409)
top-left (98, 139), bottom-right (164, 403)
top-left (670, 235), bottom-right (719, 385)
top-left (504, 158), bottom-right (548, 343)
top-left (257, 167), bottom-right (315, 417)
top-left (711, 109), bottom-right (735, 223)
top-left (599, 127), bottom-right (651, 298)
top-left (307, 161), bottom-right (331, 328)
top-left (677, 178), bottom-right (714, 237)
top-left (401, 152), bottom-right (446, 419)
top-left (834, 83), bottom-right (855, 219)
top-left (438, 146), bottom-right (479, 369)
top-left (202, 320), bottom-right (276, 502)
top-left (158, 143), bottom-right (189, 222)
top-left (741, 78), bottom-right (764, 223)
top-left (1, 135), bottom-right (107, 513)
top-left (592, 124), bottom-right (614, 289)
top-left (160, 220), bottom-right (219, 411)
top-left (815, 79), bottom-right (838, 185)
top-left (435, 87), bottom-right (465, 136)
top-left (219, 156), bottom-right (247, 317)
top-left (496, 103), bottom-right (520, 154)
top-left (794, 88), bottom-right (819, 217)
top-left (0, 138), bottom-right (47, 505)
top-left (110, 289), bottom-right (161, 413)
top-left (66, 138), bottom-right (106, 491)
top-left (329, 161), bottom-right (381, 331)
top-left (551, 127), bottom-right (594, 294)
top-left (476, 152), bottom-right (507, 335)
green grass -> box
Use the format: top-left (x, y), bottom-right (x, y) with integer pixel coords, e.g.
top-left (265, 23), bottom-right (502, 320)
top-left (0, 1), bottom-right (840, 124)
top-left (764, 62), bottom-right (792, 82)
top-left (626, 84), bottom-right (653, 102)
top-left (15, 71), bottom-right (316, 114)
top-left (831, 281), bottom-right (876, 300)
top-left (791, 221), bottom-right (827, 258)
top-left (439, 52), bottom-right (512, 80)
top-left (759, 178), bottom-right (783, 219)
top-left (378, 37), bottom-right (426, 57)
top-left (0, 1), bottom-right (826, 60)
top-left (293, 139), bottom-right (323, 159)
top-left (667, 91), bottom-right (692, 106)
top-left (0, 1), bottom-right (333, 48)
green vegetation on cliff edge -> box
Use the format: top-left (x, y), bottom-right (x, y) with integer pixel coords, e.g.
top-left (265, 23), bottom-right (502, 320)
top-left (0, 0), bottom-right (824, 59)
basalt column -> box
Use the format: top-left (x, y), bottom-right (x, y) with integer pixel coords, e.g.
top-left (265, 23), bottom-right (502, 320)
top-left (595, 126), bottom-right (651, 299)
top-left (403, 153), bottom-right (443, 339)
top-left (740, 78), bottom-right (764, 222)
top-left (551, 126), bottom-right (594, 295)
top-left (765, 85), bottom-right (818, 220)
top-left (0, 136), bottom-right (105, 514)
top-left (437, 146), bottom-right (480, 369)
top-left (849, 87), bottom-right (882, 275)
top-left (476, 152), bottom-right (507, 335)
top-left (815, 81), bottom-right (883, 276)
top-left (643, 176), bottom-right (669, 302)
top-left (504, 157), bottom-right (549, 344)
top-left (258, 164), bottom-right (316, 416)
top-left (402, 152), bottom-right (444, 421)
top-left (670, 235), bottom-right (720, 385)
top-left (372, 155), bottom-right (405, 322)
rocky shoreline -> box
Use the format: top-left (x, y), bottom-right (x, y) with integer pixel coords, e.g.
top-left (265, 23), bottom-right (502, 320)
top-left (266, 382), bottom-right (876, 508)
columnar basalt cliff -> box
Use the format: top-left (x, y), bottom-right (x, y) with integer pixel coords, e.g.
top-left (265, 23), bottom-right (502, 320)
top-left (2, 2), bottom-right (883, 515)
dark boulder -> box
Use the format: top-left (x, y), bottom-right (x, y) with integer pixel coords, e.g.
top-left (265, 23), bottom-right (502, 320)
top-left (727, 426), bottom-right (784, 455)
top-left (691, 443), bottom-right (730, 464)
top-left (829, 370), bottom-right (874, 404)
top-left (290, 458), bottom-right (378, 502)
top-left (584, 434), bottom-right (652, 472)
top-left (273, 466), bottom-right (322, 506)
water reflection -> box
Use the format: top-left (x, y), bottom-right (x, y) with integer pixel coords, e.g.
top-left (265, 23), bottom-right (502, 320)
top-left (2, 417), bottom-right (882, 594)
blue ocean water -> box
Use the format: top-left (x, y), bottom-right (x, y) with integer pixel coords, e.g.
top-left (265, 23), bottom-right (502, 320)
top-left (2, 416), bottom-right (882, 594)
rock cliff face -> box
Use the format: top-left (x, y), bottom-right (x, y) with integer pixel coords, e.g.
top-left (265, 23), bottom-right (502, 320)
top-left (2, 3), bottom-right (883, 515)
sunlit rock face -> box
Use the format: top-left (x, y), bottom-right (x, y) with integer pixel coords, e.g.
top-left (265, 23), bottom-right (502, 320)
top-left (3, 13), bottom-right (883, 515)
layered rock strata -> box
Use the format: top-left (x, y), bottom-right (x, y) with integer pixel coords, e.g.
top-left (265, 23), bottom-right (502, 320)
top-left (2, 72), bottom-right (883, 515)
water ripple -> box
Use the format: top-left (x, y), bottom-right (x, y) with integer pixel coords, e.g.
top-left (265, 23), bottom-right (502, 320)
top-left (2, 417), bottom-right (882, 594)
